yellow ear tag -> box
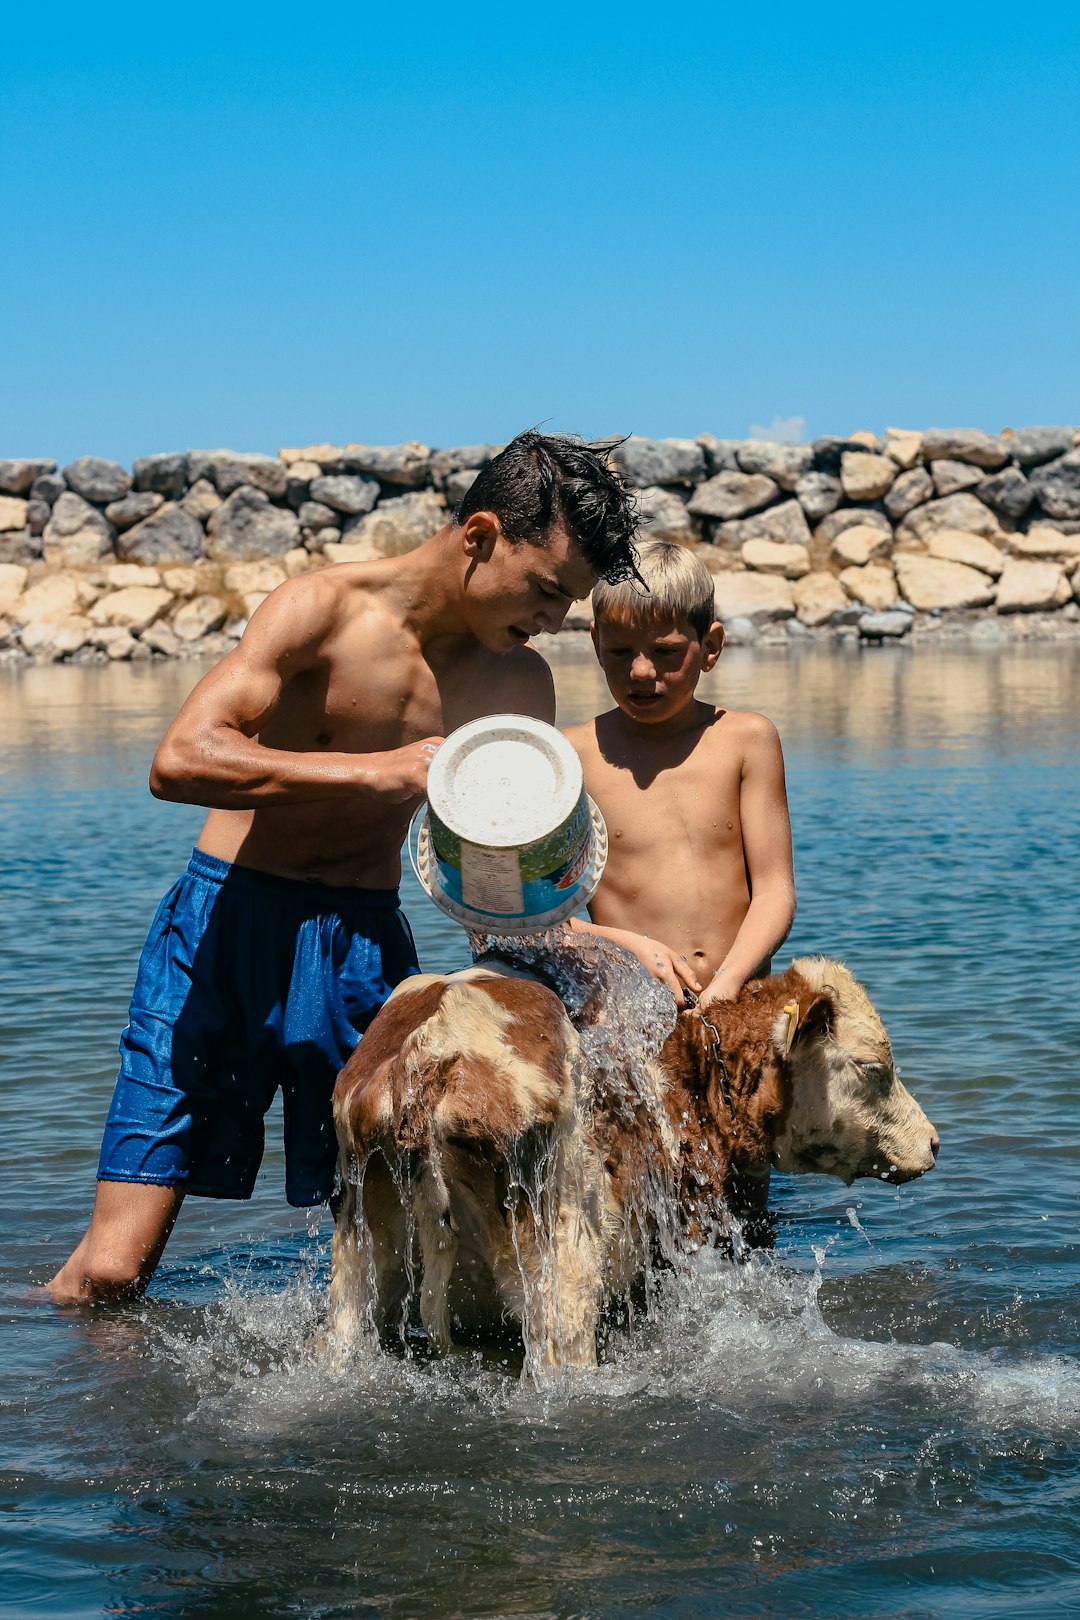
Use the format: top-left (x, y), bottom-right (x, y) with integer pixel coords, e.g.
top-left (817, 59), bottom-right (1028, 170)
top-left (782, 1001), bottom-right (800, 1057)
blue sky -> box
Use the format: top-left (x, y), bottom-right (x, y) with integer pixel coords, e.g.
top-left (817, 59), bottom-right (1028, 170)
top-left (3, 2), bottom-right (1078, 465)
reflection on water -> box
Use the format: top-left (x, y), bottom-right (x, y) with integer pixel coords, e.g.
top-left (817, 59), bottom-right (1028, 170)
top-left (2, 643), bottom-right (1079, 1619)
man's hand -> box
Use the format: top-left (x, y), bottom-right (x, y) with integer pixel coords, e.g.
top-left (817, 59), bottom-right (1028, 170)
top-left (378, 737), bottom-right (445, 803)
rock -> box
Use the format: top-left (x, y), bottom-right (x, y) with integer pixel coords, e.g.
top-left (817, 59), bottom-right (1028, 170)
top-left (284, 461), bottom-right (322, 507)
top-left (297, 501), bottom-right (339, 531)
top-left (810, 436), bottom-right (877, 471)
top-left (89, 586), bottom-right (173, 633)
top-left (279, 443), bottom-right (344, 467)
top-left (223, 560), bottom-right (287, 595)
top-left (30, 472), bottom-right (66, 506)
top-left (207, 487), bottom-right (301, 561)
top-left (429, 445), bottom-right (501, 489)
top-left (695, 435), bottom-right (742, 474)
top-left (975, 465), bottom-right (1034, 521)
top-left (848, 430), bottom-right (881, 449)
top-left (0, 458), bottom-right (57, 495)
top-left (343, 491), bottom-right (445, 556)
top-left (336, 441), bottom-right (432, 487)
top-left (995, 559), bottom-right (1072, 613)
top-left (830, 524), bottom-right (892, 567)
top-left (814, 507), bottom-right (893, 546)
top-left (838, 564), bottom-right (899, 611)
top-left (105, 563), bottom-right (163, 588)
top-left (741, 539), bottom-right (810, 577)
top-left (172, 593), bottom-right (229, 641)
top-left (16, 573), bottom-right (82, 624)
top-left (42, 492), bottom-right (114, 566)
top-left (1002, 426), bottom-right (1075, 466)
top-left (0, 530), bottom-right (41, 564)
top-left (882, 429), bottom-right (923, 469)
top-left (61, 456), bottom-right (132, 503)
top-left (21, 615), bottom-right (96, 659)
top-left (104, 491), bottom-right (164, 529)
top-left (717, 499), bottom-right (811, 550)
top-left (26, 501), bottom-right (50, 536)
top-left (688, 471), bottom-right (779, 520)
top-left (140, 620), bottom-right (181, 656)
top-left (180, 479), bottom-right (222, 522)
top-left (132, 453), bottom-right (188, 495)
top-left (92, 626), bottom-right (138, 660)
top-left (897, 492), bottom-right (1002, 544)
top-left (1006, 526), bottom-right (1080, 560)
top-left (0, 496), bottom-right (29, 532)
top-left (884, 465), bottom-right (934, 519)
top-left (793, 572), bottom-right (854, 626)
top-left (445, 468), bottom-right (481, 506)
top-left (929, 459), bottom-right (983, 496)
top-left (894, 554), bottom-right (996, 610)
top-left (1028, 451), bottom-right (1080, 519)
top-left (720, 616), bottom-right (759, 645)
top-left (637, 486), bottom-right (693, 538)
top-left (0, 563), bottom-right (28, 614)
top-left (186, 450), bottom-right (288, 500)
top-left (735, 441), bottom-right (813, 490)
top-left (308, 474), bottom-right (380, 516)
top-left (303, 526), bottom-right (339, 549)
top-left (793, 471), bottom-right (842, 521)
top-left (711, 572), bottom-right (795, 624)
top-left (322, 540), bottom-right (381, 565)
top-left (285, 548), bottom-right (313, 577)
top-left (927, 530), bottom-right (1005, 577)
top-left (918, 429), bottom-right (1010, 468)
top-left (611, 436), bottom-right (706, 487)
top-left (119, 502), bottom-right (206, 565)
top-left (859, 611), bottom-right (912, 639)
top-left (159, 566), bottom-right (201, 597)
top-left (840, 451), bottom-right (898, 500)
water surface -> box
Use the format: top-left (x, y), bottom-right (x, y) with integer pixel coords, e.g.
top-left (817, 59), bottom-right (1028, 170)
top-left (2, 643), bottom-right (1078, 1617)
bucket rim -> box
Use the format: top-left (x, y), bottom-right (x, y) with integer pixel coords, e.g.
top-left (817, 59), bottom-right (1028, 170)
top-left (425, 714), bottom-right (584, 849)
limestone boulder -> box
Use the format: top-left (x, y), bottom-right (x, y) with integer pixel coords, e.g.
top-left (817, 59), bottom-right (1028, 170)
top-left (279, 444), bottom-right (344, 468)
top-left (712, 572), bottom-right (795, 624)
top-left (859, 611), bottom-right (912, 639)
top-left (180, 479), bottom-right (222, 522)
top-left (637, 486), bottom-right (693, 538)
top-left (840, 451), bottom-right (898, 501)
top-left (140, 620), bottom-right (181, 657)
top-left (30, 472), bottom-right (66, 506)
top-left (741, 539), bottom-right (810, 578)
top-left (132, 453), bottom-right (188, 495)
top-left (830, 524), bottom-right (892, 568)
top-left (688, 471), bottom-right (778, 520)
top-left (297, 501), bottom-right (339, 531)
top-left (929, 459), bottom-right (983, 497)
top-left (735, 441), bottom-right (813, 490)
top-left (429, 445), bottom-right (501, 488)
top-left (105, 491), bottom-right (164, 529)
top-left (0, 496), bottom-right (29, 532)
top-left (15, 572), bottom-right (82, 624)
top-left (897, 493), bottom-right (1002, 544)
top-left (0, 563), bottom-right (28, 615)
top-left (1006, 526), bottom-right (1080, 561)
top-left (321, 540), bottom-right (382, 565)
top-left (92, 626), bottom-right (139, 660)
top-left (188, 450), bottom-right (287, 500)
top-left (309, 474), bottom-right (379, 516)
top-left (159, 566), bottom-right (201, 598)
top-left (894, 555), bottom-right (996, 610)
top-left (717, 499), bottom-right (811, 550)
top-left (814, 507), bottom-right (893, 546)
top-left (0, 530), bottom-right (40, 564)
top-left (695, 435), bottom-right (742, 474)
top-left (838, 564), bottom-right (899, 612)
top-left (105, 563), bottom-right (163, 588)
top-left (445, 468), bottom-right (481, 505)
top-left (883, 429), bottom-right (923, 469)
top-left (42, 492), bottom-right (114, 566)
top-left (1028, 451), bottom-right (1080, 520)
top-left (810, 436), bottom-right (878, 471)
top-left (884, 465), bottom-right (934, 520)
top-left (223, 560), bottom-right (287, 595)
top-left (344, 491), bottom-right (445, 557)
top-left (793, 471), bottom-right (842, 521)
top-left (337, 442), bottom-right (432, 488)
top-left (21, 615), bottom-right (96, 659)
top-left (995, 559), bottom-right (1071, 613)
top-left (119, 502), bottom-right (206, 565)
top-left (793, 572), bottom-right (854, 627)
top-left (1002, 427), bottom-right (1075, 466)
top-left (172, 594), bottom-right (229, 642)
top-left (975, 465), bottom-right (1034, 521)
top-left (207, 487), bottom-right (301, 561)
top-left (26, 500), bottom-right (50, 536)
top-left (0, 458), bottom-right (56, 495)
top-left (927, 530), bottom-right (1005, 577)
top-left (89, 586), bottom-right (173, 633)
top-left (612, 437), bottom-right (705, 488)
top-left (919, 429), bottom-right (1010, 468)
top-left (61, 456), bottom-right (132, 503)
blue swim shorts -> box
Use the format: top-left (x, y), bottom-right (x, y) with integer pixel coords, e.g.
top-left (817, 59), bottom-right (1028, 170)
top-left (97, 848), bottom-right (420, 1206)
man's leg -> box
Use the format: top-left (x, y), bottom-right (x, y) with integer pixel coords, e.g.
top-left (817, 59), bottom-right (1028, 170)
top-left (46, 1181), bottom-right (185, 1304)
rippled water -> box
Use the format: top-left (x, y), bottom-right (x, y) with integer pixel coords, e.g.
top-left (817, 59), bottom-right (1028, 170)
top-left (2, 644), bottom-right (1078, 1618)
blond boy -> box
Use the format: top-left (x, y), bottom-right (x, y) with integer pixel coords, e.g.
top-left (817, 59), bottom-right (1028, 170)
top-left (564, 539), bottom-right (796, 1009)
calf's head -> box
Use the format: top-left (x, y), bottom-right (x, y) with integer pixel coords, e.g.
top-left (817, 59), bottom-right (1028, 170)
top-left (770, 956), bottom-right (939, 1185)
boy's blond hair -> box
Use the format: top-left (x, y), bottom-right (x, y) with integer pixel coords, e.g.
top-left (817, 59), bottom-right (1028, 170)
top-left (591, 538), bottom-right (716, 639)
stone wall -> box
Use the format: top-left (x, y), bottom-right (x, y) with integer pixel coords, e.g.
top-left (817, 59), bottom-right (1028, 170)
top-left (2, 426), bottom-right (1080, 663)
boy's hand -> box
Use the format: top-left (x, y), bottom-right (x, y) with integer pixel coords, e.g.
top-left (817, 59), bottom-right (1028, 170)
top-left (698, 967), bottom-right (743, 1010)
top-left (604, 929), bottom-right (702, 1005)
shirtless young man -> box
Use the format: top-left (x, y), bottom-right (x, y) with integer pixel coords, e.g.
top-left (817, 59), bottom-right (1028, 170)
top-left (48, 431), bottom-right (640, 1304)
top-left (563, 538), bottom-right (796, 1010)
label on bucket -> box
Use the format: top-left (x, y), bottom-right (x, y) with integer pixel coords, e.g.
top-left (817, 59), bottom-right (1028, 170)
top-left (458, 844), bottom-right (524, 915)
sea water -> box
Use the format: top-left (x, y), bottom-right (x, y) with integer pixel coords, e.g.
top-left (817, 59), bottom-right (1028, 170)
top-left (1, 643), bottom-right (1078, 1618)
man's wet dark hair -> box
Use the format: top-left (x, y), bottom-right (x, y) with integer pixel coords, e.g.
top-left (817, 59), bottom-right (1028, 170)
top-left (455, 430), bottom-right (641, 585)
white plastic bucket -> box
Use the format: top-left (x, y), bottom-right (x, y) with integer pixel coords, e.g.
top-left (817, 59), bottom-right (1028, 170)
top-left (411, 714), bottom-right (607, 935)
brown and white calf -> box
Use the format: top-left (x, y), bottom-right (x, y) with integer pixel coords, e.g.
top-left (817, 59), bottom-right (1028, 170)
top-left (328, 955), bottom-right (938, 1371)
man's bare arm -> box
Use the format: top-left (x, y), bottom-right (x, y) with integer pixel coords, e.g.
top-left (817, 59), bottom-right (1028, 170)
top-left (700, 717), bottom-right (796, 1007)
top-left (150, 579), bottom-right (441, 810)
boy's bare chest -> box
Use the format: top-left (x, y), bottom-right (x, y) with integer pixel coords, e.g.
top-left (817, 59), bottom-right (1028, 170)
top-left (585, 749), bottom-right (743, 851)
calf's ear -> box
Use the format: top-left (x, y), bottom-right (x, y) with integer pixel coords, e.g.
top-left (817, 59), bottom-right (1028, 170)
top-left (776, 990), bottom-right (835, 1055)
